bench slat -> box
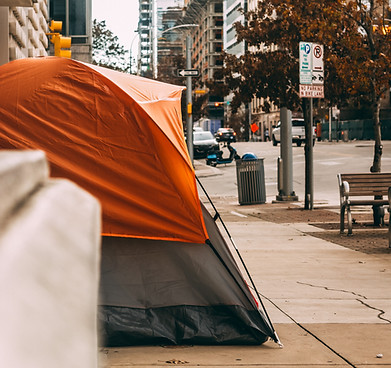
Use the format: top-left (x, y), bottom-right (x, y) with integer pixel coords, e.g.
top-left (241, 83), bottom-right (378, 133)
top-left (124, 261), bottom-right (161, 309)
top-left (339, 173), bottom-right (391, 197)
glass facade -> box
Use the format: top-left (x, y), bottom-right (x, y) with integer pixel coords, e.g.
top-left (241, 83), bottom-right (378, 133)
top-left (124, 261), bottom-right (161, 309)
top-left (69, 0), bottom-right (87, 36)
top-left (50, 0), bottom-right (90, 43)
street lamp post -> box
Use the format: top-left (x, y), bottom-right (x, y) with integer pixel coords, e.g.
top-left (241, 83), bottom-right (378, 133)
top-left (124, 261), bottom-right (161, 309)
top-left (129, 31), bottom-right (139, 74)
top-left (160, 24), bottom-right (199, 164)
top-left (185, 34), bottom-right (193, 163)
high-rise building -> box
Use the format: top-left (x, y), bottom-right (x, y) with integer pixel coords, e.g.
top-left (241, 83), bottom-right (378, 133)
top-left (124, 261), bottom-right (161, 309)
top-left (182, 0), bottom-right (224, 120)
top-left (157, 6), bottom-right (183, 78)
top-left (49, 0), bottom-right (92, 62)
top-left (246, 0), bottom-right (279, 140)
top-left (0, 0), bottom-right (49, 66)
top-left (224, 0), bottom-right (245, 56)
top-left (138, 0), bottom-right (153, 76)
top-left (138, 0), bottom-right (183, 77)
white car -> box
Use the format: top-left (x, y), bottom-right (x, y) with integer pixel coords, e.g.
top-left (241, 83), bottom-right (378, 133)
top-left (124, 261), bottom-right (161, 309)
top-left (193, 131), bottom-right (219, 158)
top-left (272, 118), bottom-right (315, 147)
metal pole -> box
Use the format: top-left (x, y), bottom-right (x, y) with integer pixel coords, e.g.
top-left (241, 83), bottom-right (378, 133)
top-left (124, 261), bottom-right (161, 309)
top-left (281, 107), bottom-right (293, 196)
top-left (328, 106), bottom-right (332, 142)
top-left (248, 102), bottom-right (252, 140)
top-left (185, 34), bottom-right (193, 164)
top-left (276, 107), bottom-right (297, 201)
top-left (305, 98), bottom-right (314, 209)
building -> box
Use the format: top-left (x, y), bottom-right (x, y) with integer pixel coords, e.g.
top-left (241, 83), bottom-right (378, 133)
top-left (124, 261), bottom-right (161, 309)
top-left (182, 0), bottom-right (224, 121)
top-left (157, 6), bottom-right (183, 79)
top-left (0, 0), bottom-right (49, 66)
top-left (224, 0), bottom-right (245, 56)
top-left (137, 0), bottom-right (183, 77)
top-left (247, 0), bottom-right (279, 141)
top-left (138, 0), bottom-right (153, 77)
top-left (49, 0), bottom-right (92, 62)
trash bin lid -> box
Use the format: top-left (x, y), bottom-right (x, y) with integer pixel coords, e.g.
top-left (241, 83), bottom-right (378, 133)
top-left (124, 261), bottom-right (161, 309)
top-left (242, 152), bottom-right (257, 160)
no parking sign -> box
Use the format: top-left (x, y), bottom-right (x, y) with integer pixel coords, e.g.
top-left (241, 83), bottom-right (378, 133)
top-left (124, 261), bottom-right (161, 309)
top-left (299, 42), bottom-right (324, 98)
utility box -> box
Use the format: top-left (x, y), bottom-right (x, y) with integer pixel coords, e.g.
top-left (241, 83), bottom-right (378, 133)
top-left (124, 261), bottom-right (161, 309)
top-left (236, 158), bottom-right (266, 205)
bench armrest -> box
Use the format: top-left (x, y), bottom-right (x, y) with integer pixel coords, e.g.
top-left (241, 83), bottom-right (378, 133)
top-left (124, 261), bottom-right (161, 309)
top-left (339, 180), bottom-right (350, 206)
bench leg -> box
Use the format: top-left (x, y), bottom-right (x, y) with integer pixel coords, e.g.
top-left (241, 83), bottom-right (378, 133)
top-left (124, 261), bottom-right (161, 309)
top-left (347, 206), bottom-right (353, 235)
top-left (389, 214), bottom-right (391, 248)
top-left (340, 204), bottom-right (345, 234)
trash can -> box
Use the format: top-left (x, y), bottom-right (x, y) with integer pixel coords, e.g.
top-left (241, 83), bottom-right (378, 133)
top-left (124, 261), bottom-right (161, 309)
top-left (236, 154), bottom-right (266, 205)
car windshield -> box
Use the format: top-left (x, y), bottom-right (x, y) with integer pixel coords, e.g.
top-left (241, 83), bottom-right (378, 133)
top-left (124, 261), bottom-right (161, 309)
top-left (292, 120), bottom-right (305, 127)
top-left (194, 131), bottom-right (214, 141)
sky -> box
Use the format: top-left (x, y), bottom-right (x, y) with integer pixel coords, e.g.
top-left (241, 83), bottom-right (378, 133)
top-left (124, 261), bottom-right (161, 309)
top-left (92, 1), bottom-right (140, 58)
top-left (92, 0), bottom-right (184, 62)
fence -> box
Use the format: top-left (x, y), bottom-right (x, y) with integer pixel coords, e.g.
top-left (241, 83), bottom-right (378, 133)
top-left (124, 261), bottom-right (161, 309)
top-left (320, 119), bottom-right (391, 141)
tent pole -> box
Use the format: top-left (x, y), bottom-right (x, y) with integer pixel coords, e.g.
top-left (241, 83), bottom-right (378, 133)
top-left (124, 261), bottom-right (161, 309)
top-left (196, 176), bottom-right (282, 347)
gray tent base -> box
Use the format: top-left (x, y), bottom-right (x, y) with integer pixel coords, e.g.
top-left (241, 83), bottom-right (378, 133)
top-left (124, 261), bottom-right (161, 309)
top-left (98, 203), bottom-right (277, 346)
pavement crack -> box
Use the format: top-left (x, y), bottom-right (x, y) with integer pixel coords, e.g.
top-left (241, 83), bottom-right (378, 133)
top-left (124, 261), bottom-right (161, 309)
top-left (297, 281), bottom-right (391, 323)
top-left (356, 298), bottom-right (391, 323)
top-left (297, 281), bottom-right (367, 299)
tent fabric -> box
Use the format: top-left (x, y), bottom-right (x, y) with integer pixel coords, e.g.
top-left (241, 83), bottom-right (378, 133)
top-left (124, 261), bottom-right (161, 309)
top-left (0, 57), bottom-right (277, 346)
top-left (0, 57), bottom-right (208, 243)
top-left (99, 203), bottom-right (275, 346)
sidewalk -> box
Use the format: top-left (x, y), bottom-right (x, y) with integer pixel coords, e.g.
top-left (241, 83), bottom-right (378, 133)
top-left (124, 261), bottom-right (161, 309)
top-left (99, 164), bottom-right (391, 368)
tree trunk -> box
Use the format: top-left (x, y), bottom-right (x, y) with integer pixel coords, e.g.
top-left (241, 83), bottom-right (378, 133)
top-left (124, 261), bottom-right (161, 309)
top-left (371, 99), bottom-right (382, 173)
top-left (371, 99), bottom-right (383, 226)
top-left (243, 103), bottom-right (250, 142)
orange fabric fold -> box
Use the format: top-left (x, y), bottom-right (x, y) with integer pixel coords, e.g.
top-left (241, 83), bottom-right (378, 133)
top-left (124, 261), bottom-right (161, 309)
top-left (0, 57), bottom-right (208, 244)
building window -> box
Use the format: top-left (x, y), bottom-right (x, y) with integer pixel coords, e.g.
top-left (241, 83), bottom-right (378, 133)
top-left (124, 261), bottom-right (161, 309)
top-left (69, 0), bottom-right (86, 35)
top-left (214, 3), bottom-right (223, 13)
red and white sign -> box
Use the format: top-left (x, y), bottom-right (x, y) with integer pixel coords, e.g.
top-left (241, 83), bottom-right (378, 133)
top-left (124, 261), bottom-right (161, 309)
top-left (299, 84), bottom-right (324, 98)
top-left (312, 44), bottom-right (324, 85)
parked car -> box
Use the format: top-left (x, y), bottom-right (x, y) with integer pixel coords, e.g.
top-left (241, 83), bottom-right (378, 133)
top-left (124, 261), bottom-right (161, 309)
top-left (214, 127), bottom-right (237, 142)
top-left (193, 130), bottom-right (219, 158)
top-left (271, 118), bottom-right (315, 147)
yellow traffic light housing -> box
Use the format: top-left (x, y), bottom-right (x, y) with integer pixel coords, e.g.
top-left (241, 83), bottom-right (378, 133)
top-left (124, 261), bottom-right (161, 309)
top-left (49, 20), bottom-right (63, 32)
top-left (53, 35), bottom-right (72, 58)
top-left (47, 20), bottom-right (72, 58)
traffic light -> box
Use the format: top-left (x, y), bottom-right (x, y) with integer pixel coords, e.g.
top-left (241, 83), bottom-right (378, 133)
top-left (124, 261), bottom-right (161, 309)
top-left (208, 101), bottom-right (224, 119)
top-left (47, 20), bottom-right (72, 58)
top-left (53, 35), bottom-right (72, 58)
top-left (49, 20), bottom-right (62, 33)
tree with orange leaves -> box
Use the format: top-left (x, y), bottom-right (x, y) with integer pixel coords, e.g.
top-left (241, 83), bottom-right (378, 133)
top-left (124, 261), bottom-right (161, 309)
top-left (221, 0), bottom-right (391, 173)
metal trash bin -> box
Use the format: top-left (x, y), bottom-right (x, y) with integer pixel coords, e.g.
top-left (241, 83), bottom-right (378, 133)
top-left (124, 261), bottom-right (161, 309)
top-left (236, 156), bottom-right (266, 205)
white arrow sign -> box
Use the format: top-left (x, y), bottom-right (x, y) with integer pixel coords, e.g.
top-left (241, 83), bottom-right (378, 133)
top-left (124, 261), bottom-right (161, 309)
top-left (177, 69), bottom-right (200, 77)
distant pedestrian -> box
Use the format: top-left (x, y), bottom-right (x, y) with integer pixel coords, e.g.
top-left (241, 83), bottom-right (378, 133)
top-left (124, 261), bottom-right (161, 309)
top-left (264, 129), bottom-right (270, 142)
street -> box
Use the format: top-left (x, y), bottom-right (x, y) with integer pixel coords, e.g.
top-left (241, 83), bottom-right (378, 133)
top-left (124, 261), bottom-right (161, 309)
top-left (196, 140), bottom-right (391, 207)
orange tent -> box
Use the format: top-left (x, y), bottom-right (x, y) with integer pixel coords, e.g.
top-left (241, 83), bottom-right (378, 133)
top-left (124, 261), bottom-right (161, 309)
top-left (0, 57), bottom-right (208, 243)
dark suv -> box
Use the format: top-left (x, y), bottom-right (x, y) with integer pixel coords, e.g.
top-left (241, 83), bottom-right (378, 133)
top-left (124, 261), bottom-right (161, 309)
top-left (214, 128), bottom-right (237, 142)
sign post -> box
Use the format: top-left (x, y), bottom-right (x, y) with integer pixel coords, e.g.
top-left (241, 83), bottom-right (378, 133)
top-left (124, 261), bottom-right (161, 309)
top-left (299, 42), bottom-right (324, 210)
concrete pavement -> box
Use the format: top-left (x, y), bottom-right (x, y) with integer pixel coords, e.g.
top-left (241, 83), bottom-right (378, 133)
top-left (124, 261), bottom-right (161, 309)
top-left (99, 160), bottom-right (391, 368)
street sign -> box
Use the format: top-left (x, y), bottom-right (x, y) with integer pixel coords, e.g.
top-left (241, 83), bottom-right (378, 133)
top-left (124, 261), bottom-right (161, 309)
top-left (299, 84), bottom-right (324, 98)
top-left (299, 42), bottom-right (324, 98)
top-left (177, 69), bottom-right (200, 77)
top-left (312, 43), bottom-right (324, 85)
top-left (299, 42), bottom-right (312, 85)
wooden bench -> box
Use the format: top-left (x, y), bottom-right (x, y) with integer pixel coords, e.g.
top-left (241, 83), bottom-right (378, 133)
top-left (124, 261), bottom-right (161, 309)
top-left (389, 188), bottom-right (391, 248)
top-left (337, 173), bottom-right (391, 236)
